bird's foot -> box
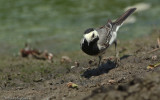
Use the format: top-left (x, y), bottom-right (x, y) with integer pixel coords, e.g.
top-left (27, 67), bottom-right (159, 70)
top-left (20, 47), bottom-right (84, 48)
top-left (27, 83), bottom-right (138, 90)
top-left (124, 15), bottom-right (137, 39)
top-left (114, 57), bottom-right (120, 67)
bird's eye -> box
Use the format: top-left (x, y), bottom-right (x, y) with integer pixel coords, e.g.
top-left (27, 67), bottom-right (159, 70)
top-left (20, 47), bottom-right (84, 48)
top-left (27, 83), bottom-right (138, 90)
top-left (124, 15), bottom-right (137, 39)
top-left (92, 34), bottom-right (95, 38)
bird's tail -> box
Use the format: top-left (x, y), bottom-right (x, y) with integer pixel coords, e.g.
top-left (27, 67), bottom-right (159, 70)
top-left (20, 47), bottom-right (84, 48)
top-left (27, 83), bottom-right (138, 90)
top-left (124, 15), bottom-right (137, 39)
top-left (113, 8), bottom-right (136, 26)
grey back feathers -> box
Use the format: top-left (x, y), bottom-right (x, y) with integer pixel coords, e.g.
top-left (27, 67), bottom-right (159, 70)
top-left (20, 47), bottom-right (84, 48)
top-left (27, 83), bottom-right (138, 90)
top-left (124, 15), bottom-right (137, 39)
top-left (95, 25), bottom-right (112, 47)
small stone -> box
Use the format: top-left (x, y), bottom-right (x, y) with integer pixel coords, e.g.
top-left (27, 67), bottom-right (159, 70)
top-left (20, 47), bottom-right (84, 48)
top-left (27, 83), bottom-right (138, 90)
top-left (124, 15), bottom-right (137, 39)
top-left (16, 87), bottom-right (23, 90)
top-left (71, 66), bottom-right (75, 69)
top-left (108, 80), bottom-right (116, 84)
top-left (151, 55), bottom-right (157, 60)
top-left (61, 56), bottom-right (72, 63)
top-left (64, 94), bottom-right (67, 97)
top-left (88, 59), bottom-right (94, 64)
top-left (75, 61), bottom-right (80, 67)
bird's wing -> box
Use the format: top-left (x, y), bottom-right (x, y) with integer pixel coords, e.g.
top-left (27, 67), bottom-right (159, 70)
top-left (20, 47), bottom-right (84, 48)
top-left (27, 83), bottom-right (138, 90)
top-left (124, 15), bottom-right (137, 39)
top-left (95, 8), bottom-right (136, 51)
top-left (96, 23), bottom-right (112, 51)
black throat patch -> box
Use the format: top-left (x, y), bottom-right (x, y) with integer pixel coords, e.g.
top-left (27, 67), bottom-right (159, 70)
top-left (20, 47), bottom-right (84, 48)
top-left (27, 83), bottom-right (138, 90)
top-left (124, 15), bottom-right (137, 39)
top-left (81, 38), bottom-right (100, 56)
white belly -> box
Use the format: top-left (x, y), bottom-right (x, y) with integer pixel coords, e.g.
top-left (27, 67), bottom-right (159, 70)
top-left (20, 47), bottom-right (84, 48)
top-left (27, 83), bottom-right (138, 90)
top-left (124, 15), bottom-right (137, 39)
top-left (109, 26), bottom-right (120, 45)
top-left (109, 31), bottom-right (117, 45)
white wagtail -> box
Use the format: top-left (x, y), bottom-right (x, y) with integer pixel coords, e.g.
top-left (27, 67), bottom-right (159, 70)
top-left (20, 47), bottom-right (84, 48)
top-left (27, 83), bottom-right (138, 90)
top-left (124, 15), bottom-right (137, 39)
top-left (80, 8), bottom-right (136, 66)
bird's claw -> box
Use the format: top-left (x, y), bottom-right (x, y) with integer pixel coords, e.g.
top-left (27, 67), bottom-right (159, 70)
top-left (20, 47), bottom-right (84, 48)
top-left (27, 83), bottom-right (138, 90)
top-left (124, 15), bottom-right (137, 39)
top-left (114, 57), bottom-right (120, 67)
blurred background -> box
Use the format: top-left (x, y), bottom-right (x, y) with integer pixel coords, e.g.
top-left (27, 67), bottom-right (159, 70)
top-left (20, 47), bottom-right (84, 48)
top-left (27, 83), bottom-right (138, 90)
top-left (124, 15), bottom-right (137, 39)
top-left (0, 0), bottom-right (160, 55)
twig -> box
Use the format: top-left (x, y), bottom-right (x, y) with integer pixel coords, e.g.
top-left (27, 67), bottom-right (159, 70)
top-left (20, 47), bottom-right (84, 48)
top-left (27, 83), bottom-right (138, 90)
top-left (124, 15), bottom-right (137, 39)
top-left (157, 37), bottom-right (160, 48)
top-left (147, 48), bottom-right (160, 54)
top-left (147, 62), bottom-right (160, 69)
top-left (147, 37), bottom-right (160, 54)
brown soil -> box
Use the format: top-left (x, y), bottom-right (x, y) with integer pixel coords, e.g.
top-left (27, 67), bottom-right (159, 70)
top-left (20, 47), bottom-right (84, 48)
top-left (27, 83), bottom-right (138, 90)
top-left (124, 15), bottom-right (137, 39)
top-left (0, 31), bottom-right (160, 100)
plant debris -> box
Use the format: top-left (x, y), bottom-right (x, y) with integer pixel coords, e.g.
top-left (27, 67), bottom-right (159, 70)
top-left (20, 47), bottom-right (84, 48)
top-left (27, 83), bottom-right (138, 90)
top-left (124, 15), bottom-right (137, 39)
top-left (147, 62), bottom-right (160, 69)
top-left (67, 82), bottom-right (78, 89)
top-left (147, 37), bottom-right (160, 54)
top-left (20, 43), bottom-right (53, 62)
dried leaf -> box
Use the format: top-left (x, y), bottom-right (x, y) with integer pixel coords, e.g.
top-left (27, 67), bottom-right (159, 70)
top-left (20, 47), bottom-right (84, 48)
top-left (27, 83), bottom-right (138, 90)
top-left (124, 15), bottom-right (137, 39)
top-left (147, 65), bottom-right (154, 70)
top-left (67, 82), bottom-right (78, 89)
top-left (147, 62), bottom-right (160, 69)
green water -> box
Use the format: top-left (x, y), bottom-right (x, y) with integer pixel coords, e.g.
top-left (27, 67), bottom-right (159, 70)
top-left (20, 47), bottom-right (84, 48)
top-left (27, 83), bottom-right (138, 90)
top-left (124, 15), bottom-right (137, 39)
top-left (0, 0), bottom-right (160, 54)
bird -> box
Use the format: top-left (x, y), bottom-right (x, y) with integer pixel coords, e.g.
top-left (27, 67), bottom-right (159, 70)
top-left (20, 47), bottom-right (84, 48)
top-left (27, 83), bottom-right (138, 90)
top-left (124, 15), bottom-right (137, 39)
top-left (80, 8), bottom-right (136, 67)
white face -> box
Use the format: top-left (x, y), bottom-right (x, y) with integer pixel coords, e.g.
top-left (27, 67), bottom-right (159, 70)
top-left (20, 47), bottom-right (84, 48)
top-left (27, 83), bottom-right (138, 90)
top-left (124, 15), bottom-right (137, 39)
top-left (83, 30), bottom-right (99, 43)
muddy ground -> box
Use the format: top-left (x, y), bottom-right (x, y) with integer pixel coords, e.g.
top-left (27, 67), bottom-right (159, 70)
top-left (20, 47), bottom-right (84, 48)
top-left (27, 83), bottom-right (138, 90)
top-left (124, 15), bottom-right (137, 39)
top-left (0, 30), bottom-right (160, 100)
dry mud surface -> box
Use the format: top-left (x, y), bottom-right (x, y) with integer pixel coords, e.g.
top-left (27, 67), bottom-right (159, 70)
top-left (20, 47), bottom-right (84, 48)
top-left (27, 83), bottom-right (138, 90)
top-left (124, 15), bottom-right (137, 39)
top-left (0, 32), bottom-right (160, 100)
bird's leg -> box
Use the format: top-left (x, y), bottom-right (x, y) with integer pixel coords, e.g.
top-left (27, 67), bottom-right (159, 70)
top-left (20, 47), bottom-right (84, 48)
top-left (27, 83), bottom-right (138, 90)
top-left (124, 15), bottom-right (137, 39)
top-left (114, 40), bottom-right (120, 66)
top-left (98, 56), bottom-right (102, 67)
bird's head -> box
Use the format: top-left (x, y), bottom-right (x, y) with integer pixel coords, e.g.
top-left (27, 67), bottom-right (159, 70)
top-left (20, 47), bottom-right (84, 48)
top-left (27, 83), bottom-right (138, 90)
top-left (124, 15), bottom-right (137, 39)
top-left (83, 28), bottom-right (99, 45)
